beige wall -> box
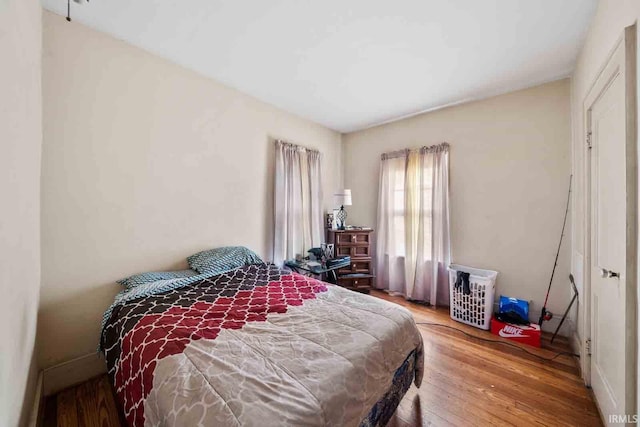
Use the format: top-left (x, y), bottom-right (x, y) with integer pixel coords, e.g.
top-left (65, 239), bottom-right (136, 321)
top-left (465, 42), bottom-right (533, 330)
top-left (39, 12), bottom-right (342, 368)
top-left (0, 0), bottom-right (42, 425)
top-left (343, 80), bottom-right (572, 330)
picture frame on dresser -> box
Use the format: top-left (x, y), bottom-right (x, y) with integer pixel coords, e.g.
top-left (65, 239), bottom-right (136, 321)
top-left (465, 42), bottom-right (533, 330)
top-left (326, 228), bottom-right (375, 293)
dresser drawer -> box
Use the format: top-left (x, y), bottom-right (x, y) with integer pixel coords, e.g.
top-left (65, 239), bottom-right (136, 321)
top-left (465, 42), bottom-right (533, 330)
top-left (335, 245), bottom-right (352, 257)
top-left (352, 245), bottom-right (370, 258)
top-left (337, 276), bottom-right (373, 291)
top-left (338, 259), bottom-right (372, 274)
top-left (335, 232), bottom-right (371, 246)
top-left (335, 246), bottom-right (371, 258)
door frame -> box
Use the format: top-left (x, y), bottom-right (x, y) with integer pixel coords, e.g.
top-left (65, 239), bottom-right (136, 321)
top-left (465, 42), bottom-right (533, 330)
top-left (581, 23), bottom-right (638, 417)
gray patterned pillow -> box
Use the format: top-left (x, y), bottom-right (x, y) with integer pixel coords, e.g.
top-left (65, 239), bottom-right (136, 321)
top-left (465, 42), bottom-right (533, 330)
top-left (117, 269), bottom-right (198, 290)
top-left (187, 246), bottom-right (264, 275)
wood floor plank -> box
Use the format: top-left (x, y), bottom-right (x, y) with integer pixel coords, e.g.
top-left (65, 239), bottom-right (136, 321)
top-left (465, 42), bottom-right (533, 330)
top-left (376, 290), bottom-right (602, 427)
top-left (43, 396), bottom-right (58, 427)
top-left (422, 332), bottom-right (595, 409)
top-left (56, 388), bottom-right (79, 427)
top-left (421, 341), bottom-right (600, 425)
top-left (396, 385), bottom-right (472, 426)
top-left (420, 364), bottom-right (555, 426)
top-left (76, 378), bottom-right (100, 427)
top-left (96, 375), bottom-right (122, 427)
top-left (395, 389), bottom-right (462, 427)
top-left (43, 290), bottom-right (601, 426)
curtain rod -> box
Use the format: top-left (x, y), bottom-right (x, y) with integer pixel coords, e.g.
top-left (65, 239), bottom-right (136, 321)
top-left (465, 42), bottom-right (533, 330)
top-left (275, 139), bottom-right (321, 155)
top-left (381, 142), bottom-right (449, 160)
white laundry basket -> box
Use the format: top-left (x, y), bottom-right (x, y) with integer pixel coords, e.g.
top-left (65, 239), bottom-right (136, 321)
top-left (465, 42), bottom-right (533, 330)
top-left (448, 264), bottom-right (498, 330)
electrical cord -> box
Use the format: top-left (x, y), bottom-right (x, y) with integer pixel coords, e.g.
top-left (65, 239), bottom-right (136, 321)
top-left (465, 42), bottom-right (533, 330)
top-left (415, 321), bottom-right (580, 362)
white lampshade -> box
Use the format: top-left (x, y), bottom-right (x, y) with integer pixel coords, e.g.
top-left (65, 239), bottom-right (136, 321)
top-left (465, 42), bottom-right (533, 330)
top-left (334, 189), bottom-right (352, 206)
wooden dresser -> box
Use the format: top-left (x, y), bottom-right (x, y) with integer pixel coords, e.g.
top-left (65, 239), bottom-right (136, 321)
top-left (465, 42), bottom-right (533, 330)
top-left (327, 229), bottom-right (374, 293)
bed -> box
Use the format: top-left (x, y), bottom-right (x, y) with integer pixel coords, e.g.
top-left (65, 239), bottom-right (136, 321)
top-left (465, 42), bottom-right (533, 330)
top-left (101, 263), bottom-right (423, 426)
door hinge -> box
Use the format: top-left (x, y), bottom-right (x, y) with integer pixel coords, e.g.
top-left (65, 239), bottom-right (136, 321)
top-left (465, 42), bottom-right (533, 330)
top-left (585, 338), bottom-right (592, 356)
top-left (586, 131), bottom-right (592, 149)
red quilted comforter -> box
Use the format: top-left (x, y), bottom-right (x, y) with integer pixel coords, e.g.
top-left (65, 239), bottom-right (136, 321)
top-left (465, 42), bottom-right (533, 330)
top-left (101, 264), bottom-right (423, 426)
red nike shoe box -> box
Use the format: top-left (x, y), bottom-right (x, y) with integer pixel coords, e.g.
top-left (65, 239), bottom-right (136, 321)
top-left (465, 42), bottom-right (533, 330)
top-left (490, 317), bottom-right (541, 348)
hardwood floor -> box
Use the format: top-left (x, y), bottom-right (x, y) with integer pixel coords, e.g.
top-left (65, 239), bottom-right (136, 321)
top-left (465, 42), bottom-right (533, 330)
top-left (43, 375), bottom-right (122, 427)
top-left (374, 291), bottom-right (602, 427)
top-left (43, 290), bottom-right (601, 426)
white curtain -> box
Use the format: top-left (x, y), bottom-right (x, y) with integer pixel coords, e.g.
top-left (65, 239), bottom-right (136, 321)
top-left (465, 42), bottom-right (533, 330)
top-left (273, 140), bottom-right (323, 265)
top-left (376, 143), bottom-right (451, 305)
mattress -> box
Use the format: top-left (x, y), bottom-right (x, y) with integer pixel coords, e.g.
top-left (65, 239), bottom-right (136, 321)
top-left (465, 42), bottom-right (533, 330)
top-left (101, 263), bottom-right (423, 426)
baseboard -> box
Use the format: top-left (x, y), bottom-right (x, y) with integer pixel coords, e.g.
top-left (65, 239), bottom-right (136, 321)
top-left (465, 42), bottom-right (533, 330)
top-left (27, 371), bottom-right (43, 427)
top-left (570, 331), bottom-right (582, 356)
top-left (570, 330), bottom-right (588, 386)
top-left (42, 353), bottom-right (107, 396)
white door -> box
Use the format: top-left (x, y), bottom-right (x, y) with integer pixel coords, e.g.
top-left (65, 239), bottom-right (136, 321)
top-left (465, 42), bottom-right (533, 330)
top-left (586, 24), bottom-right (637, 424)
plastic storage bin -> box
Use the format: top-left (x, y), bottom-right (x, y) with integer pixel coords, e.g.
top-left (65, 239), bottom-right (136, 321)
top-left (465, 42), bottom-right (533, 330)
top-left (448, 264), bottom-right (498, 330)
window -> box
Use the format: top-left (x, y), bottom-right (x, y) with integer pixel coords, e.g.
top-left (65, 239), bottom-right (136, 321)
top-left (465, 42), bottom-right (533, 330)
top-left (390, 160), bottom-right (433, 257)
top-left (376, 144), bottom-right (450, 303)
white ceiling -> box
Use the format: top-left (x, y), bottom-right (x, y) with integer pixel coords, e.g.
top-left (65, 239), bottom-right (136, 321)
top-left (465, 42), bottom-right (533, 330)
top-left (42, 0), bottom-right (597, 133)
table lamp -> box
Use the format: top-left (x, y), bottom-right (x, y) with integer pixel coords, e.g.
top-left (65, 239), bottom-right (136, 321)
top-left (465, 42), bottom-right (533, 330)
top-left (334, 189), bottom-right (352, 230)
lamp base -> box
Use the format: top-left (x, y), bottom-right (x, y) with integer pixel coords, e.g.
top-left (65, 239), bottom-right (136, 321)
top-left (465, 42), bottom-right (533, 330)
top-left (336, 205), bottom-right (347, 230)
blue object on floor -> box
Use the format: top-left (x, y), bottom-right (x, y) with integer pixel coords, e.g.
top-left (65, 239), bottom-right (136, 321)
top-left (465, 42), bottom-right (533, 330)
top-left (499, 295), bottom-right (529, 320)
